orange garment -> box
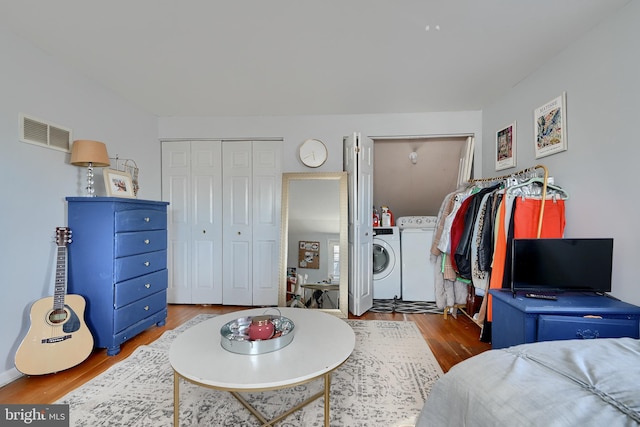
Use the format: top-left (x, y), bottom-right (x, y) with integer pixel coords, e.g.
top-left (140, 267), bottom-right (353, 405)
top-left (487, 199), bottom-right (507, 322)
top-left (514, 198), bottom-right (565, 238)
top-left (487, 197), bottom-right (566, 321)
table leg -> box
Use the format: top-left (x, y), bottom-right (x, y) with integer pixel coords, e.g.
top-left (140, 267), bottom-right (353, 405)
top-left (324, 372), bottom-right (331, 427)
top-left (324, 291), bottom-right (337, 308)
top-left (174, 371), bottom-right (179, 426)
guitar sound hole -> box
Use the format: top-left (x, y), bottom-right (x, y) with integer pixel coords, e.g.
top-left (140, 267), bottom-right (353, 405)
top-left (49, 309), bottom-right (68, 324)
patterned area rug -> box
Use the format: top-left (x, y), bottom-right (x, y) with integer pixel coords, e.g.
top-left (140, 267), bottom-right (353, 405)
top-left (371, 299), bottom-right (443, 314)
top-left (56, 315), bottom-right (443, 426)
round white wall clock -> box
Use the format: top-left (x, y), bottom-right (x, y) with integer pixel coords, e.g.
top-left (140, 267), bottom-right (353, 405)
top-left (299, 139), bottom-right (328, 168)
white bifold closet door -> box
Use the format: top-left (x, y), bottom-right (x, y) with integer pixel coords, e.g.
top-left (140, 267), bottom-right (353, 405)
top-left (162, 140), bottom-right (282, 305)
top-left (162, 140), bottom-right (223, 304)
top-left (222, 141), bottom-right (282, 306)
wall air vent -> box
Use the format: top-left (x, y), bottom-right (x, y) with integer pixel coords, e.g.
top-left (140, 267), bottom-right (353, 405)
top-left (20, 113), bottom-right (72, 152)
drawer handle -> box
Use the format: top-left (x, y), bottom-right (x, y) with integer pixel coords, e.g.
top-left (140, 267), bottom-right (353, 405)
top-left (144, 239), bottom-right (150, 244)
top-left (144, 217), bottom-right (150, 222)
top-left (144, 261), bottom-right (150, 267)
top-left (145, 284), bottom-right (151, 289)
top-left (144, 306), bottom-right (150, 311)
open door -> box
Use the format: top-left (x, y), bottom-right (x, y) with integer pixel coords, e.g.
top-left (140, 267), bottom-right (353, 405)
top-left (457, 136), bottom-right (475, 187)
top-left (344, 132), bottom-right (374, 315)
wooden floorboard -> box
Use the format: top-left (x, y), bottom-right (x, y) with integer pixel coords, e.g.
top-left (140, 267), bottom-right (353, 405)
top-left (0, 304), bottom-right (490, 404)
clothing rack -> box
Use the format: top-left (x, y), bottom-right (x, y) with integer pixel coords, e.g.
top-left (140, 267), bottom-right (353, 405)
top-left (467, 164), bottom-right (549, 238)
top-left (444, 165), bottom-right (551, 323)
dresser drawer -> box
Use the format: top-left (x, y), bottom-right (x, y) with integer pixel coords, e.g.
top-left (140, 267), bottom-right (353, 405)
top-left (114, 289), bottom-right (167, 333)
top-left (115, 209), bottom-right (167, 232)
top-left (115, 230), bottom-right (167, 257)
top-left (114, 269), bottom-right (168, 308)
top-left (538, 315), bottom-right (640, 342)
top-left (115, 250), bottom-right (167, 282)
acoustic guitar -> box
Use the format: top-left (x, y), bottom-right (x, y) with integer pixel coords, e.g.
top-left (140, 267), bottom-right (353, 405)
top-left (15, 227), bottom-right (94, 375)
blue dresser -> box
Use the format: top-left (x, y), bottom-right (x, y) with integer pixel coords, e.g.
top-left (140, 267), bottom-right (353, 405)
top-left (66, 197), bottom-right (169, 355)
top-left (490, 289), bottom-right (640, 349)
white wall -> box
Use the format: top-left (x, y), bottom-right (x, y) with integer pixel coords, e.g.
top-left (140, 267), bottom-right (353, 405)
top-left (0, 28), bottom-right (160, 384)
top-left (481, 1), bottom-right (640, 305)
top-left (158, 111), bottom-right (483, 175)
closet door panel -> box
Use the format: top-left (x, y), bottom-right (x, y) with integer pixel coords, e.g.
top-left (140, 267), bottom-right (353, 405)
top-left (191, 174), bottom-right (220, 303)
top-left (162, 142), bottom-right (192, 303)
top-left (191, 140), bottom-right (223, 303)
top-left (226, 240), bottom-right (252, 306)
top-left (162, 140), bottom-right (223, 304)
top-left (253, 238), bottom-right (279, 305)
top-left (222, 142), bottom-right (253, 305)
top-left (252, 141), bottom-right (282, 305)
top-left (229, 176), bottom-right (251, 226)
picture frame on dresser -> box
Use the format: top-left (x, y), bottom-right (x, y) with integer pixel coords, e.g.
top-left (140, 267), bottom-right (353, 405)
top-left (103, 168), bottom-right (136, 198)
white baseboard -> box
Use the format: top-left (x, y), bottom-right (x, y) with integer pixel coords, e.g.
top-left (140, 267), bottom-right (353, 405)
top-left (0, 367), bottom-right (23, 388)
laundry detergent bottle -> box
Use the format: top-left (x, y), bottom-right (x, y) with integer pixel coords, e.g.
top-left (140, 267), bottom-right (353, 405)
top-left (381, 206), bottom-right (393, 227)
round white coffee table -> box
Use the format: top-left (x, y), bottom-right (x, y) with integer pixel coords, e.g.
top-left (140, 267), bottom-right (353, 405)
top-left (169, 307), bottom-right (355, 426)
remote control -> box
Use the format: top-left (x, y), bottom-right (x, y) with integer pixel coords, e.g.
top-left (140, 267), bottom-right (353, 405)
top-left (525, 293), bottom-right (558, 301)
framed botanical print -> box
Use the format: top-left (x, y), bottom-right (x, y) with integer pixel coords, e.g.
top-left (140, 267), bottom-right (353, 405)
top-left (496, 121), bottom-right (516, 171)
top-left (534, 92), bottom-right (568, 159)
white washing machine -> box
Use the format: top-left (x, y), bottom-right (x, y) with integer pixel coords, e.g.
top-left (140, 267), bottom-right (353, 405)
top-left (397, 216), bottom-right (437, 302)
top-left (372, 226), bottom-right (401, 299)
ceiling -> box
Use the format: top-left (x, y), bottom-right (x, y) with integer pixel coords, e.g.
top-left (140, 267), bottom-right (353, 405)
top-left (0, 1), bottom-right (630, 117)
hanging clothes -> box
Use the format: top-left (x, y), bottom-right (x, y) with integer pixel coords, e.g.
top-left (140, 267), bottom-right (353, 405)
top-left (432, 189), bottom-right (473, 309)
top-left (486, 194), bottom-right (566, 321)
top-left (431, 165), bottom-right (568, 325)
top-left (452, 185), bottom-right (500, 280)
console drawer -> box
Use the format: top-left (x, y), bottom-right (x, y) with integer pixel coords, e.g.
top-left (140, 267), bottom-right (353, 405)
top-left (115, 229), bottom-right (167, 257)
top-left (114, 269), bottom-right (168, 308)
top-left (114, 290), bottom-right (167, 333)
top-left (538, 315), bottom-right (640, 342)
top-left (115, 250), bottom-right (167, 282)
top-left (115, 209), bottom-right (167, 232)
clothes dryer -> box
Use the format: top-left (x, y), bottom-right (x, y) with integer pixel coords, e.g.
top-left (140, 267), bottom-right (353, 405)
top-left (372, 226), bottom-right (401, 299)
top-left (397, 216), bottom-right (437, 302)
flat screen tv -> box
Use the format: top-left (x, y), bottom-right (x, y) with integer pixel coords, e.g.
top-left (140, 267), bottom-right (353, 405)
top-left (511, 238), bottom-right (613, 295)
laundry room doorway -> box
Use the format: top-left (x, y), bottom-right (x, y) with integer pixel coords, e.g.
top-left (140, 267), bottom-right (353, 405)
top-left (372, 136), bottom-right (473, 218)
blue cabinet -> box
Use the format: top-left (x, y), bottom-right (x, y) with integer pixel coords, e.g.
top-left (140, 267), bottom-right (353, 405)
top-left (66, 197), bottom-right (169, 355)
top-left (490, 289), bottom-right (640, 349)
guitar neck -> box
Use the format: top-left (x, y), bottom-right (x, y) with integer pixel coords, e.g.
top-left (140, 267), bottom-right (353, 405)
top-left (53, 237), bottom-right (69, 312)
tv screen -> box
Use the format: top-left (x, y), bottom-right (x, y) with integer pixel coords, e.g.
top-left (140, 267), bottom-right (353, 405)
top-left (511, 238), bottom-right (613, 294)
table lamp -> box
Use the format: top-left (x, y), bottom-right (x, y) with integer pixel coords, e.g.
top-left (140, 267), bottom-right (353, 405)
top-left (70, 139), bottom-right (110, 196)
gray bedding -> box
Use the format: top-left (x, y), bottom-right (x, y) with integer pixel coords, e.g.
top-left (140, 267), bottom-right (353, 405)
top-left (417, 338), bottom-right (640, 427)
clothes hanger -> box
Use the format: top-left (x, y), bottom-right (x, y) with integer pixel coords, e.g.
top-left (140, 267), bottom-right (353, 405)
top-left (506, 176), bottom-right (569, 199)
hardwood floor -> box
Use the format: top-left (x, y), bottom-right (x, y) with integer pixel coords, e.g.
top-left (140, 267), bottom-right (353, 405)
top-left (0, 304), bottom-right (490, 404)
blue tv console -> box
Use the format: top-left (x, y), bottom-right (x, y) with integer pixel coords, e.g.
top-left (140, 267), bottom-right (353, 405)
top-left (490, 289), bottom-right (640, 349)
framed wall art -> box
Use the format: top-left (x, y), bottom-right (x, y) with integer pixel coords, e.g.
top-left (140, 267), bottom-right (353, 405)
top-left (103, 168), bottom-right (136, 198)
top-left (534, 92), bottom-right (567, 159)
top-left (496, 121), bottom-right (516, 171)
top-left (298, 240), bottom-right (320, 269)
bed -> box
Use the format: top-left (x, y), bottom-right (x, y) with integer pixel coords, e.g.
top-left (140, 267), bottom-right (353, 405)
top-left (416, 337), bottom-right (640, 426)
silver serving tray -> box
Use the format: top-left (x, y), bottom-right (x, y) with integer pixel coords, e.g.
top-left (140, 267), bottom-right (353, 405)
top-left (220, 314), bottom-right (295, 355)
